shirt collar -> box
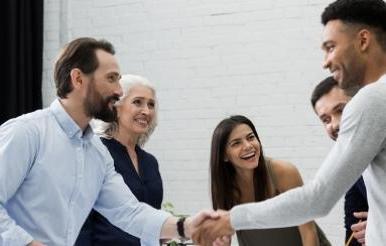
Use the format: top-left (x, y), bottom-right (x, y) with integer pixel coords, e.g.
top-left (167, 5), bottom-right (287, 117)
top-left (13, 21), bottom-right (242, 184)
top-left (50, 99), bottom-right (94, 141)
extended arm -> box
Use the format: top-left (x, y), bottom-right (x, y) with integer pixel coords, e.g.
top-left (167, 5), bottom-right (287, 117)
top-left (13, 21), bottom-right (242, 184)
top-left (230, 86), bottom-right (385, 230)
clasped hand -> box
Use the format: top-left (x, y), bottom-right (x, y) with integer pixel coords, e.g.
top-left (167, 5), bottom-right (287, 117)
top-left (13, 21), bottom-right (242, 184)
top-left (189, 210), bottom-right (235, 246)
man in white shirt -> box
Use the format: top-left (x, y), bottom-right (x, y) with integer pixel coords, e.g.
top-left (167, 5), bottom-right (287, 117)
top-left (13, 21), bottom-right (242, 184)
top-left (192, 0), bottom-right (386, 245)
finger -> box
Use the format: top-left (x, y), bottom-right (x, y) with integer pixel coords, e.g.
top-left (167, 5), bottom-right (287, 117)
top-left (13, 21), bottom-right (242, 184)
top-left (353, 230), bottom-right (366, 240)
top-left (351, 220), bottom-right (367, 231)
top-left (212, 235), bottom-right (231, 246)
top-left (221, 235), bottom-right (231, 243)
top-left (212, 239), bottom-right (223, 246)
top-left (353, 211), bottom-right (368, 219)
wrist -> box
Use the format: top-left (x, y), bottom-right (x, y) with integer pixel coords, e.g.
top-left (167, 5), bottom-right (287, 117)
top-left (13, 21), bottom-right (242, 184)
top-left (177, 216), bottom-right (189, 240)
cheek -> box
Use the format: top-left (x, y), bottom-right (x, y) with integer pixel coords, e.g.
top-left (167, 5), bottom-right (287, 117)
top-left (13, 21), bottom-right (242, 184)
top-left (118, 114), bottom-right (129, 126)
top-left (148, 110), bottom-right (156, 119)
top-left (253, 142), bottom-right (261, 153)
top-left (118, 109), bottom-right (134, 123)
top-left (225, 149), bottom-right (237, 162)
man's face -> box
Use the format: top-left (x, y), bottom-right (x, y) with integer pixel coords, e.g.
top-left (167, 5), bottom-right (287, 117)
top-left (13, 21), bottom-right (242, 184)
top-left (322, 20), bottom-right (366, 92)
top-left (314, 86), bottom-right (350, 141)
top-left (83, 49), bottom-right (122, 122)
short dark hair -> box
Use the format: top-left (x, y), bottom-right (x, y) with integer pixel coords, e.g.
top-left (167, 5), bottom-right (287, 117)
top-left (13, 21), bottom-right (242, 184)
top-left (311, 76), bottom-right (339, 109)
top-left (321, 0), bottom-right (386, 51)
top-left (54, 37), bottom-right (115, 98)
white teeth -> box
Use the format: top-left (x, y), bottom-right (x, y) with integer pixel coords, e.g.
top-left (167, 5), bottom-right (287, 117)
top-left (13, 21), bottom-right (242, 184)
top-left (135, 119), bottom-right (148, 125)
top-left (241, 152), bottom-right (255, 159)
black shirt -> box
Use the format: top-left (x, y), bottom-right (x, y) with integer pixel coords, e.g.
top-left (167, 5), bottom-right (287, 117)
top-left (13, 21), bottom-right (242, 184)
top-left (75, 137), bottom-right (163, 246)
top-left (344, 176), bottom-right (368, 246)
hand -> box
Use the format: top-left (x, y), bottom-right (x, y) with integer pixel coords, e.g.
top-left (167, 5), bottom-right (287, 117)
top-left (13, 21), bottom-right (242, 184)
top-left (185, 209), bottom-right (220, 238)
top-left (192, 210), bottom-right (235, 246)
top-left (351, 211), bottom-right (367, 245)
top-left (213, 235), bottom-right (232, 246)
top-left (27, 240), bottom-right (47, 246)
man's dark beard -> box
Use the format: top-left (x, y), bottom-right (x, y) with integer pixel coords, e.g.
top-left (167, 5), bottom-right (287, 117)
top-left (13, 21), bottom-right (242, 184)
top-left (84, 80), bottom-right (119, 122)
top-left (92, 97), bottom-right (118, 122)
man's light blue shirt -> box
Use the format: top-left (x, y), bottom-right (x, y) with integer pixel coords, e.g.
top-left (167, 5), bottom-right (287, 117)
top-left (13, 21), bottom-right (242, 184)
top-left (0, 99), bottom-right (170, 246)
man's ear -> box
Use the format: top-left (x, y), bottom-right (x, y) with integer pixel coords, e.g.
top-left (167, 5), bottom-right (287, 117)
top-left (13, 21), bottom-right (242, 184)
top-left (357, 29), bottom-right (371, 52)
top-left (70, 68), bottom-right (84, 89)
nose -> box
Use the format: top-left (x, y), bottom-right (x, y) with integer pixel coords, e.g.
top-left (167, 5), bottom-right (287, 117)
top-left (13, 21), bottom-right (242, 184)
top-left (242, 140), bottom-right (253, 150)
top-left (141, 105), bottom-right (150, 115)
top-left (322, 54), bottom-right (330, 70)
top-left (115, 82), bottom-right (123, 97)
top-left (330, 118), bottom-right (340, 137)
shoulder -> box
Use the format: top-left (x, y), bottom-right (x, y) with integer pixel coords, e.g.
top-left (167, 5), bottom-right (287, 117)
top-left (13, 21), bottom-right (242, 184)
top-left (269, 158), bottom-right (303, 192)
top-left (0, 109), bottom-right (50, 140)
top-left (346, 80), bottom-right (386, 117)
top-left (340, 80), bottom-right (386, 136)
top-left (270, 159), bottom-right (299, 178)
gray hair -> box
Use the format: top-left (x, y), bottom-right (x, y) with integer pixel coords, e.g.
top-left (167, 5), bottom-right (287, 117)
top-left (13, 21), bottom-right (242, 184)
top-left (93, 74), bottom-right (158, 147)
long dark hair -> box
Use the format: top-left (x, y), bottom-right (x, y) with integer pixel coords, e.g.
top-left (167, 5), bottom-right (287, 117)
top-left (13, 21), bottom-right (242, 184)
top-left (210, 115), bottom-right (273, 210)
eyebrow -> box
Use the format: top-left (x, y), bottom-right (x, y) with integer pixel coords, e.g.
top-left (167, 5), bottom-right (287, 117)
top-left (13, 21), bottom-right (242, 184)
top-left (228, 131), bottom-right (254, 144)
top-left (131, 96), bottom-right (155, 101)
top-left (332, 102), bottom-right (346, 112)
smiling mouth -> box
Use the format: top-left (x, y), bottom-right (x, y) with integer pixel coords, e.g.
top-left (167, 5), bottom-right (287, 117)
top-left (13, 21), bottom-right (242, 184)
top-left (135, 119), bottom-right (149, 126)
top-left (240, 152), bottom-right (256, 160)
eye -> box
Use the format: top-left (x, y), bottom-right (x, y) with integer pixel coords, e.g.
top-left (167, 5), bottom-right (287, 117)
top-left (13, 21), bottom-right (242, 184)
top-left (148, 101), bottom-right (155, 109)
top-left (247, 135), bottom-right (256, 141)
top-left (107, 74), bottom-right (119, 83)
top-left (230, 141), bottom-right (241, 148)
top-left (322, 117), bottom-right (331, 124)
top-left (336, 104), bottom-right (345, 113)
top-left (326, 45), bottom-right (335, 53)
top-left (132, 99), bottom-right (142, 106)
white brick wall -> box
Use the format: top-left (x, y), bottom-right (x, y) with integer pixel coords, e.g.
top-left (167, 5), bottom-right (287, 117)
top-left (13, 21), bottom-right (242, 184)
top-left (43, 0), bottom-right (344, 244)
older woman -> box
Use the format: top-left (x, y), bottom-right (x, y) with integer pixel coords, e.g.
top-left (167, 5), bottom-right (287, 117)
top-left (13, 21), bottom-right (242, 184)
top-left (75, 74), bottom-right (163, 246)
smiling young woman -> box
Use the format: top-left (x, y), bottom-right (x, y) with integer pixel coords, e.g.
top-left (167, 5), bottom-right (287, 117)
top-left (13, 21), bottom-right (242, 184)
top-left (210, 115), bottom-right (321, 246)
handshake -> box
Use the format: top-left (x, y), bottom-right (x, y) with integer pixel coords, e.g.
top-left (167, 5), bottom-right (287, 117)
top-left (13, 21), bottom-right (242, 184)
top-left (184, 210), bottom-right (236, 246)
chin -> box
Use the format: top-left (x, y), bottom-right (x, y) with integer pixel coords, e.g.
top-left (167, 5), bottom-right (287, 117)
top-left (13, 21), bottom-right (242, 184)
top-left (133, 128), bottom-right (148, 134)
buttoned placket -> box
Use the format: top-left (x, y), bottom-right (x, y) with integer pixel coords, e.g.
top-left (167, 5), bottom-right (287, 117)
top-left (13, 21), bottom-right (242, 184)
top-left (66, 136), bottom-right (86, 245)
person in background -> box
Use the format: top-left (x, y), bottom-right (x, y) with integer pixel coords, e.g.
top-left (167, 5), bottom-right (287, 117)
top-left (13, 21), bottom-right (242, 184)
top-left (210, 115), bottom-right (320, 246)
top-left (75, 74), bottom-right (164, 246)
top-left (311, 76), bottom-right (368, 245)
